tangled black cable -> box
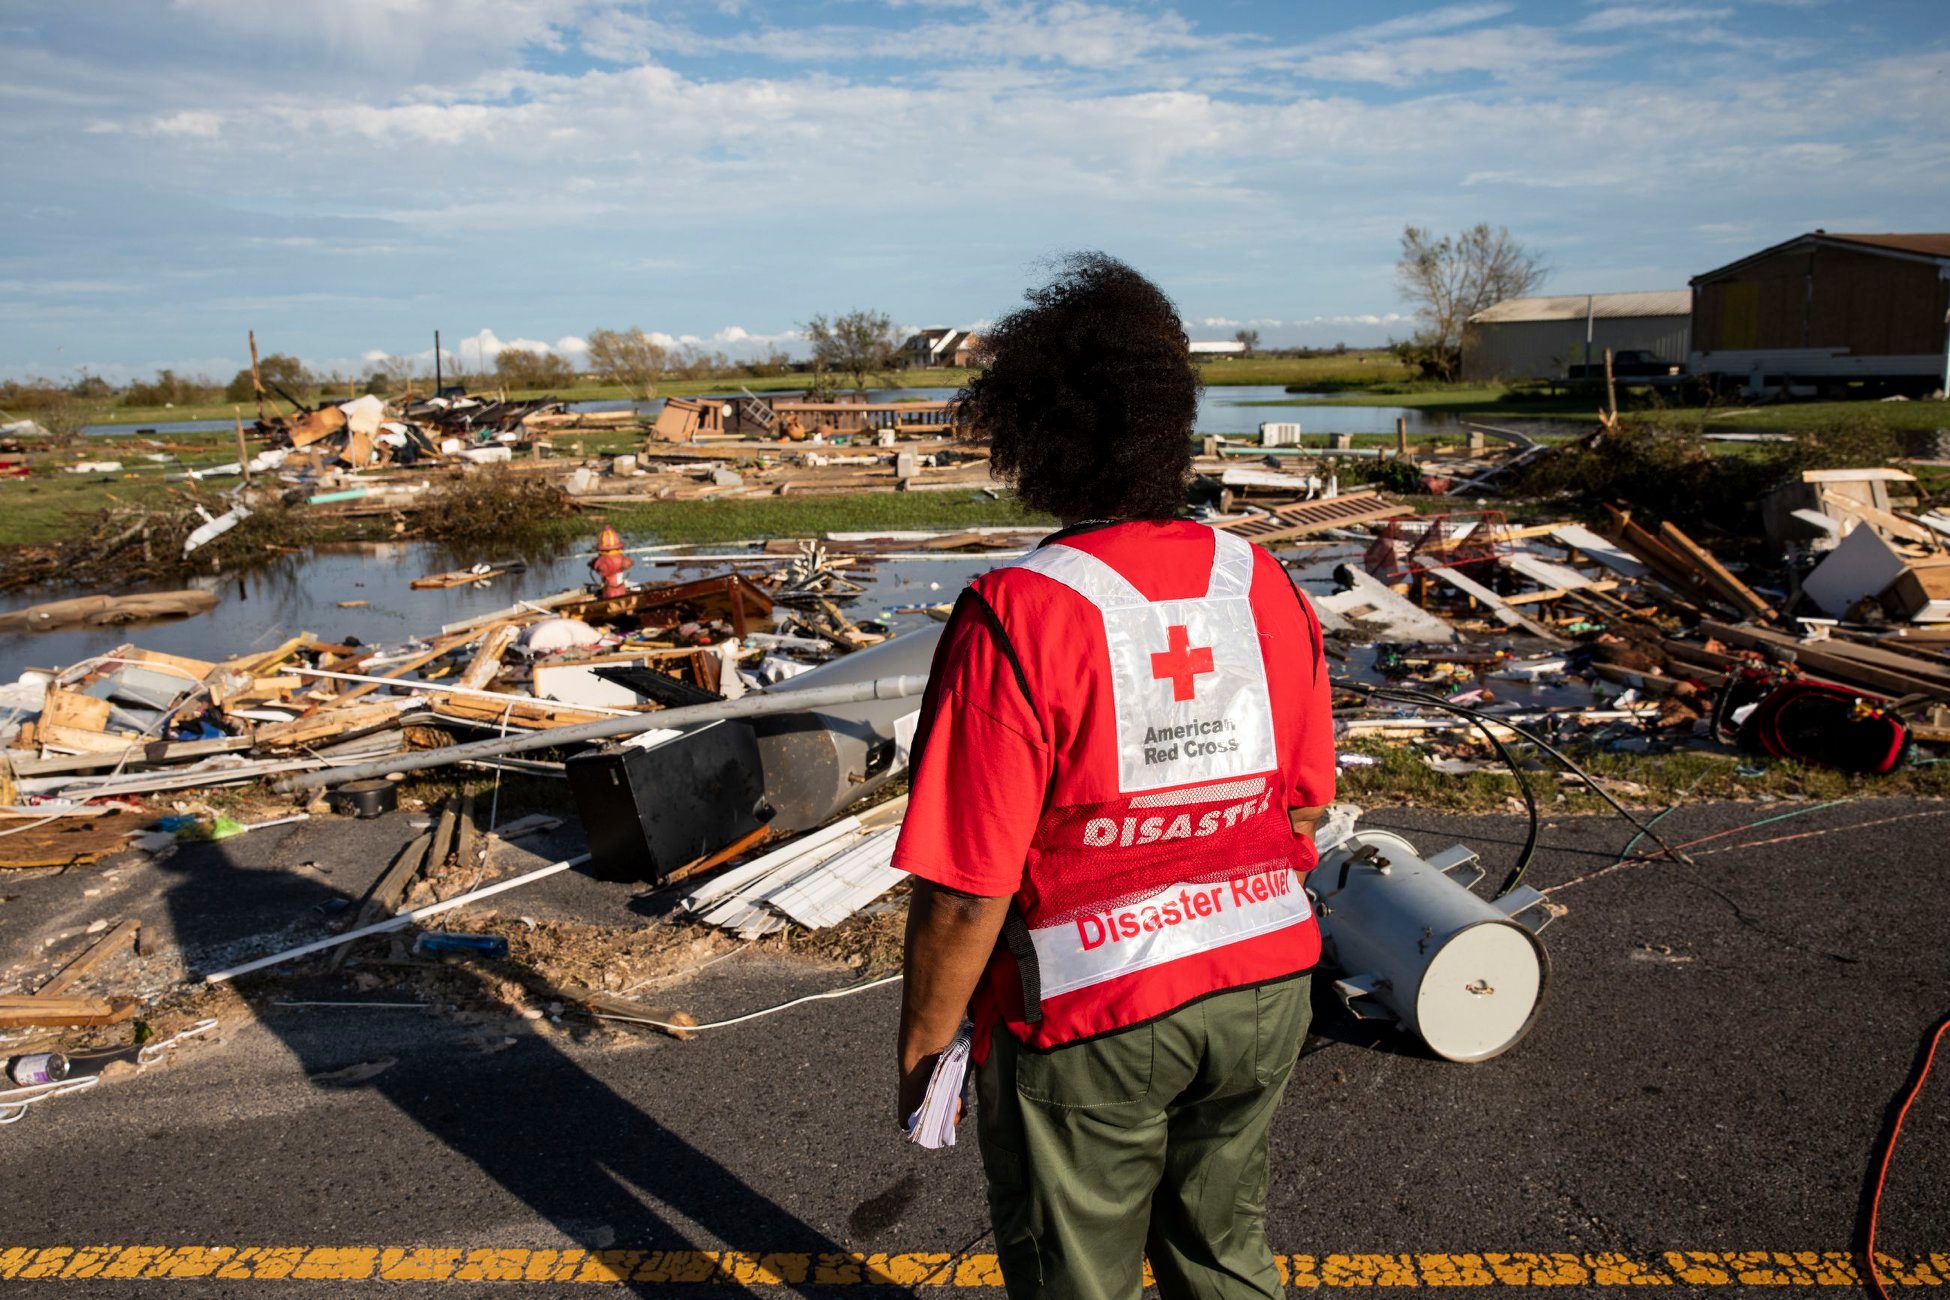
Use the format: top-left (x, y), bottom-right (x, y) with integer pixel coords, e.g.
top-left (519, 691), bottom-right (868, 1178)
top-left (1339, 680), bottom-right (1696, 897)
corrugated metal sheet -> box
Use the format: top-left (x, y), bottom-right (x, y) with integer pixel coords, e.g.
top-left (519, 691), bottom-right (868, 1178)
top-left (1469, 291), bottom-right (1691, 324)
top-left (684, 820), bottom-right (906, 939)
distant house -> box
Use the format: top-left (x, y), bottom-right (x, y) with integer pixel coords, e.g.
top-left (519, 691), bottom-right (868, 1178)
top-left (902, 328), bottom-right (983, 368)
top-left (1689, 231), bottom-right (1950, 395)
top-left (1461, 291), bottom-right (1691, 382)
top-left (1189, 340), bottom-right (1248, 356)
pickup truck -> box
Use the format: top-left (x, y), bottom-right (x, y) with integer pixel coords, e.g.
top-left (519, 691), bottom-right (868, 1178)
top-left (1567, 350), bottom-right (1678, 380)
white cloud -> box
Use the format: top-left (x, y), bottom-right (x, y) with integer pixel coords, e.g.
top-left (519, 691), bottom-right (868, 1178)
top-left (554, 334), bottom-right (588, 355)
top-left (150, 110), bottom-right (223, 137)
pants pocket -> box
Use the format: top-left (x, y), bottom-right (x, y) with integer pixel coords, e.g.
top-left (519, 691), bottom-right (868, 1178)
top-left (1254, 976), bottom-right (1312, 1086)
top-left (1012, 1025), bottom-right (1154, 1108)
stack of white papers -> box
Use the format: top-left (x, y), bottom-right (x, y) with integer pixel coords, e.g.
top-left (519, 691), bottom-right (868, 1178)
top-left (905, 1021), bottom-right (973, 1149)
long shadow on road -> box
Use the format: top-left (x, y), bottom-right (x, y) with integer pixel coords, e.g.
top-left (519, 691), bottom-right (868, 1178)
top-left (161, 832), bottom-right (888, 1297)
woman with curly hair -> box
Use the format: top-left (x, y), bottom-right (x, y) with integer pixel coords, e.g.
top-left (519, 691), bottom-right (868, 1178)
top-left (893, 253), bottom-right (1337, 1300)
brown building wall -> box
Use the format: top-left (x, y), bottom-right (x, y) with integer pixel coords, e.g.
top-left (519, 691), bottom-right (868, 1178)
top-left (1694, 245), bottom-right (1949, 356)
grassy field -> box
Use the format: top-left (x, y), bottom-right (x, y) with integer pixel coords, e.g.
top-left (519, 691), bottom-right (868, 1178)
top-left (1242, 384), bottom-right (1950, 433)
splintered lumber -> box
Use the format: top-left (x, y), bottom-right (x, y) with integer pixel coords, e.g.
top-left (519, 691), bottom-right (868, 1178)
top-left (454, 792), bottom-right (478, 872)
top-left (426, 796), bottom-right (460, 873)
top-left (1657, 522), bottom-right (1775, 621)
top-left (429, 693), bottom-right (615, 729)
top-left (255, 702), bottom-right (401, 750)
top-left (0, 812), bottom-right (140, 869)
top-left (320, 630), bottom-right (477, 711)
top-left (330, 832), bottom-right (434, 970)
top-left (229, 633), bottom-right (313, 678)
top-left (1219, 492), bottom-right (1412, 545)
top-left (38, 920), bottom-right (140, 997)
top-left (287, 404), bottom-right (347, 448)
top-left (1702, 621), bottom-right (1950, 700)
top-left (1425, 566), bottom-right (1565, 644)
top-left (457, 622), bottom-right (522, 692)
top-left (0, 995), bottom-right (137, 1028)
top-left (1503, 580), bottom-right (1618, 607)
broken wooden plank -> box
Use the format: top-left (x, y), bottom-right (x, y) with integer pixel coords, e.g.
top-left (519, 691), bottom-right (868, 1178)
top-left (1503, 580), bottom-right (1619, 607)
top-left (42, 688), bottom-right (112, 734)
top-left (1218, 491), bottom-right (1412, 545)
top-left (0, 994), bottom-right (137, 1027)
top-left (38, 919), bottom-right (140, 998)
top-left (255, 702), bottom-right (401, 750)
top-left (1425, 565), bottom-right (1565, 643)
top-left (1657, 521), bottom-right (1776, 621)
top-left (330, 832), bottom-right (434, 971)
top-left (457, 622), bottom-right (522, 692)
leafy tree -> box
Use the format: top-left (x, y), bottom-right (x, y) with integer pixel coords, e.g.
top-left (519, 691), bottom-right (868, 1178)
top-left (802, 309), bottom-right (898, 392)
top-left (1233, 328), bottom-right (1260, 356)
top-left (585, 327), bottom-right (668, 399)
top-left (1396, 223), bottom-right (1547, 380)
top-left (224, 353), bottom-right (310, 403)
top-left (120, 369), bottom-right (218, 407)
top-left (493, 348), bottom-right (576, 390)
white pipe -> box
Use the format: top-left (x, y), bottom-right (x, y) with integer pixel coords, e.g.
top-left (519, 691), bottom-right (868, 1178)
top-left (202, 854), bottom-right (589, 983)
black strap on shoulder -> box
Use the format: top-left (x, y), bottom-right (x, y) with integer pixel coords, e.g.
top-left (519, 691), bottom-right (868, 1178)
top-left (1001, 909), bottom-right (1043, 1023)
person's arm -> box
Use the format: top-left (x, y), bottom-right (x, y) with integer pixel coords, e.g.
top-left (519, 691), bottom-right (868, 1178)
top-left (897, 881), bottom-right (1012, 1124)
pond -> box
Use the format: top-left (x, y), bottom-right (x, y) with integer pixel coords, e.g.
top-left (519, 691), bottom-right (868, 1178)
top-left (0, 537), bottom-right (1007, 685)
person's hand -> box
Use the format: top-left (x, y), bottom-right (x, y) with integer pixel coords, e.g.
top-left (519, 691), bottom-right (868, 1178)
top-left (897, 1053), bottom-right (939, 1130)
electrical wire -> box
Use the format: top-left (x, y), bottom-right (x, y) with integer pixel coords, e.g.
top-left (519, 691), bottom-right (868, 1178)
top-left (1863, 1011), bottom-right (1949, 1300)
top-left (0, 1074), bottom-right (100, 1125)
top-left (593, 973), bottom-right (902, 1034)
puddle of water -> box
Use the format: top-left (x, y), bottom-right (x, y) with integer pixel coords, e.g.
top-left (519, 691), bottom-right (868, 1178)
top-left (0, 539), bottom-right (1003, 683)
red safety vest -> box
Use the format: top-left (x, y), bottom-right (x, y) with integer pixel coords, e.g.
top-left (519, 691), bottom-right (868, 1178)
top-left (972, 522), bottom-right (1321, 1053)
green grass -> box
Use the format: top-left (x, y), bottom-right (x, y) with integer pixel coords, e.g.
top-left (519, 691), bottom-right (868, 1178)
top-left (1336, 735), bottom-right (1950, 813)
top-left (597, 489), bottom-right (1053, 546)
top-left (1243, 382), bottom-right (1950, 434)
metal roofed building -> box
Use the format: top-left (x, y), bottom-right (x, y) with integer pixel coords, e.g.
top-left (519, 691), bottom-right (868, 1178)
top-left (1461, 290), bottom-right (1692, 382)
top-left (1689, 231), bottom-right (1950, 395)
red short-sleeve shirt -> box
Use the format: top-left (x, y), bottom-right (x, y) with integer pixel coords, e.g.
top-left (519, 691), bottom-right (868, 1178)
top-left (892, 521), bottom-right (1335, 898)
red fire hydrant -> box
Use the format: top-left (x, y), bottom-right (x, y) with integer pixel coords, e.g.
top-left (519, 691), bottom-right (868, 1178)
top-left (589, 525), bottom-right (634, 598)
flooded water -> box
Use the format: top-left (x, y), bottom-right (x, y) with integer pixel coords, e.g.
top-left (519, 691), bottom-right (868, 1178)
top-left (0, 529), bottom-right (1603, 716)
top-left (79, 386), bottom-right (1579, 440)
top-left (0, 538), bottom-right (1004, 684)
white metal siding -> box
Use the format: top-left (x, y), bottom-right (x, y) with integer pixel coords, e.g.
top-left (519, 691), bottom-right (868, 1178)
top-left (1461, 315), bottom-right (1691, 382)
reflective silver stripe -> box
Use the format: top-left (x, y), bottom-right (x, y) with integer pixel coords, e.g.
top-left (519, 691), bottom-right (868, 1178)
top-left (1129, 775), bottom-right (1268, 808)
top-left (1028, 864), bottom-right (1308, 998)
top-left (1009, 539), bottom-right (1145, 608)
top-left (1205, 527), bottom-right (1257, 599)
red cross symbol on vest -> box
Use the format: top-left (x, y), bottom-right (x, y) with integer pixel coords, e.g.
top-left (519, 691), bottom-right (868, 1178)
top-left (1150, 624), bottom-right (1216, 702)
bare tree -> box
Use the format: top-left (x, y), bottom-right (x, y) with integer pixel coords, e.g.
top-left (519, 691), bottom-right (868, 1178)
top-left (1233, 328), bottom-right (1261, 356)
top-left (368, 354), bottom-right (420, 393)
top-left (1396, 224), bottom-right (1547, 379)
top-left (803, 310), bottom-right (898, 392)
top-left (585, 327), bottom-right (668, 399)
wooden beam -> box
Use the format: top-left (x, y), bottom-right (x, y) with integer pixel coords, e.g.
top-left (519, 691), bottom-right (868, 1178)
top-left (1658, 521), bottom-right (1776, 621)
top-left (0, 994), bottom-right (137, 1027)
top-left (329, 833), bottom-right (433, 971)
top-left (37, 920), bottom-right (140, 998)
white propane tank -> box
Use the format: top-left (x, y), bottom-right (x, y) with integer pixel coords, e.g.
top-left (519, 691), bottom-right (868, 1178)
top-left (1311, 815), bottom-right (1553, 1063)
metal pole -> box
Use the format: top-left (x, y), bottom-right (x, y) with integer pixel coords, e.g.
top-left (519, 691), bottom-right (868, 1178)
top-left (434, 329), bottom-right (443, 393)
top-left (271, 674), bottom-right (931, 793)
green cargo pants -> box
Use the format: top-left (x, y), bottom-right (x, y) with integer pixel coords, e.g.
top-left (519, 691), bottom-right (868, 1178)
top-left (974, 974), bottom-right (1311, 1300)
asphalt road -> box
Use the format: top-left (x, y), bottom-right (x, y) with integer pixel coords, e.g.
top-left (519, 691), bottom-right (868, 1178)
top-left (1, 797), bottom-right (1946, 1296)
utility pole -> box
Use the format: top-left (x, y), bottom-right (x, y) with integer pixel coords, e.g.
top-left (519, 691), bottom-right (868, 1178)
top-left (247, 329), bottom-right (265, 424)
top-left (434, 329), bottom-right (443, 394)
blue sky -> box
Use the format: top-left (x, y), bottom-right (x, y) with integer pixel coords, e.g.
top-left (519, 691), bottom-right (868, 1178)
top-left (1, 0), bottom-right (1945, 383)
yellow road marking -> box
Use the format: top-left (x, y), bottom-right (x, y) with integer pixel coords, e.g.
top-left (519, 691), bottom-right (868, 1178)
top-left (0, 1248), bottom-right (1943, 1286)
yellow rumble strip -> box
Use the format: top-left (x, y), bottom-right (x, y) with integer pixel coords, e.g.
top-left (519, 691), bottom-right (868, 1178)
top-left (0, 1247), bottom-right (1944, 1287)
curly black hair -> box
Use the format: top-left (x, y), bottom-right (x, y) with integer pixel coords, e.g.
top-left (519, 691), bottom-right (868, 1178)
top-left (955, 252), bottom-right (1199, 521)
